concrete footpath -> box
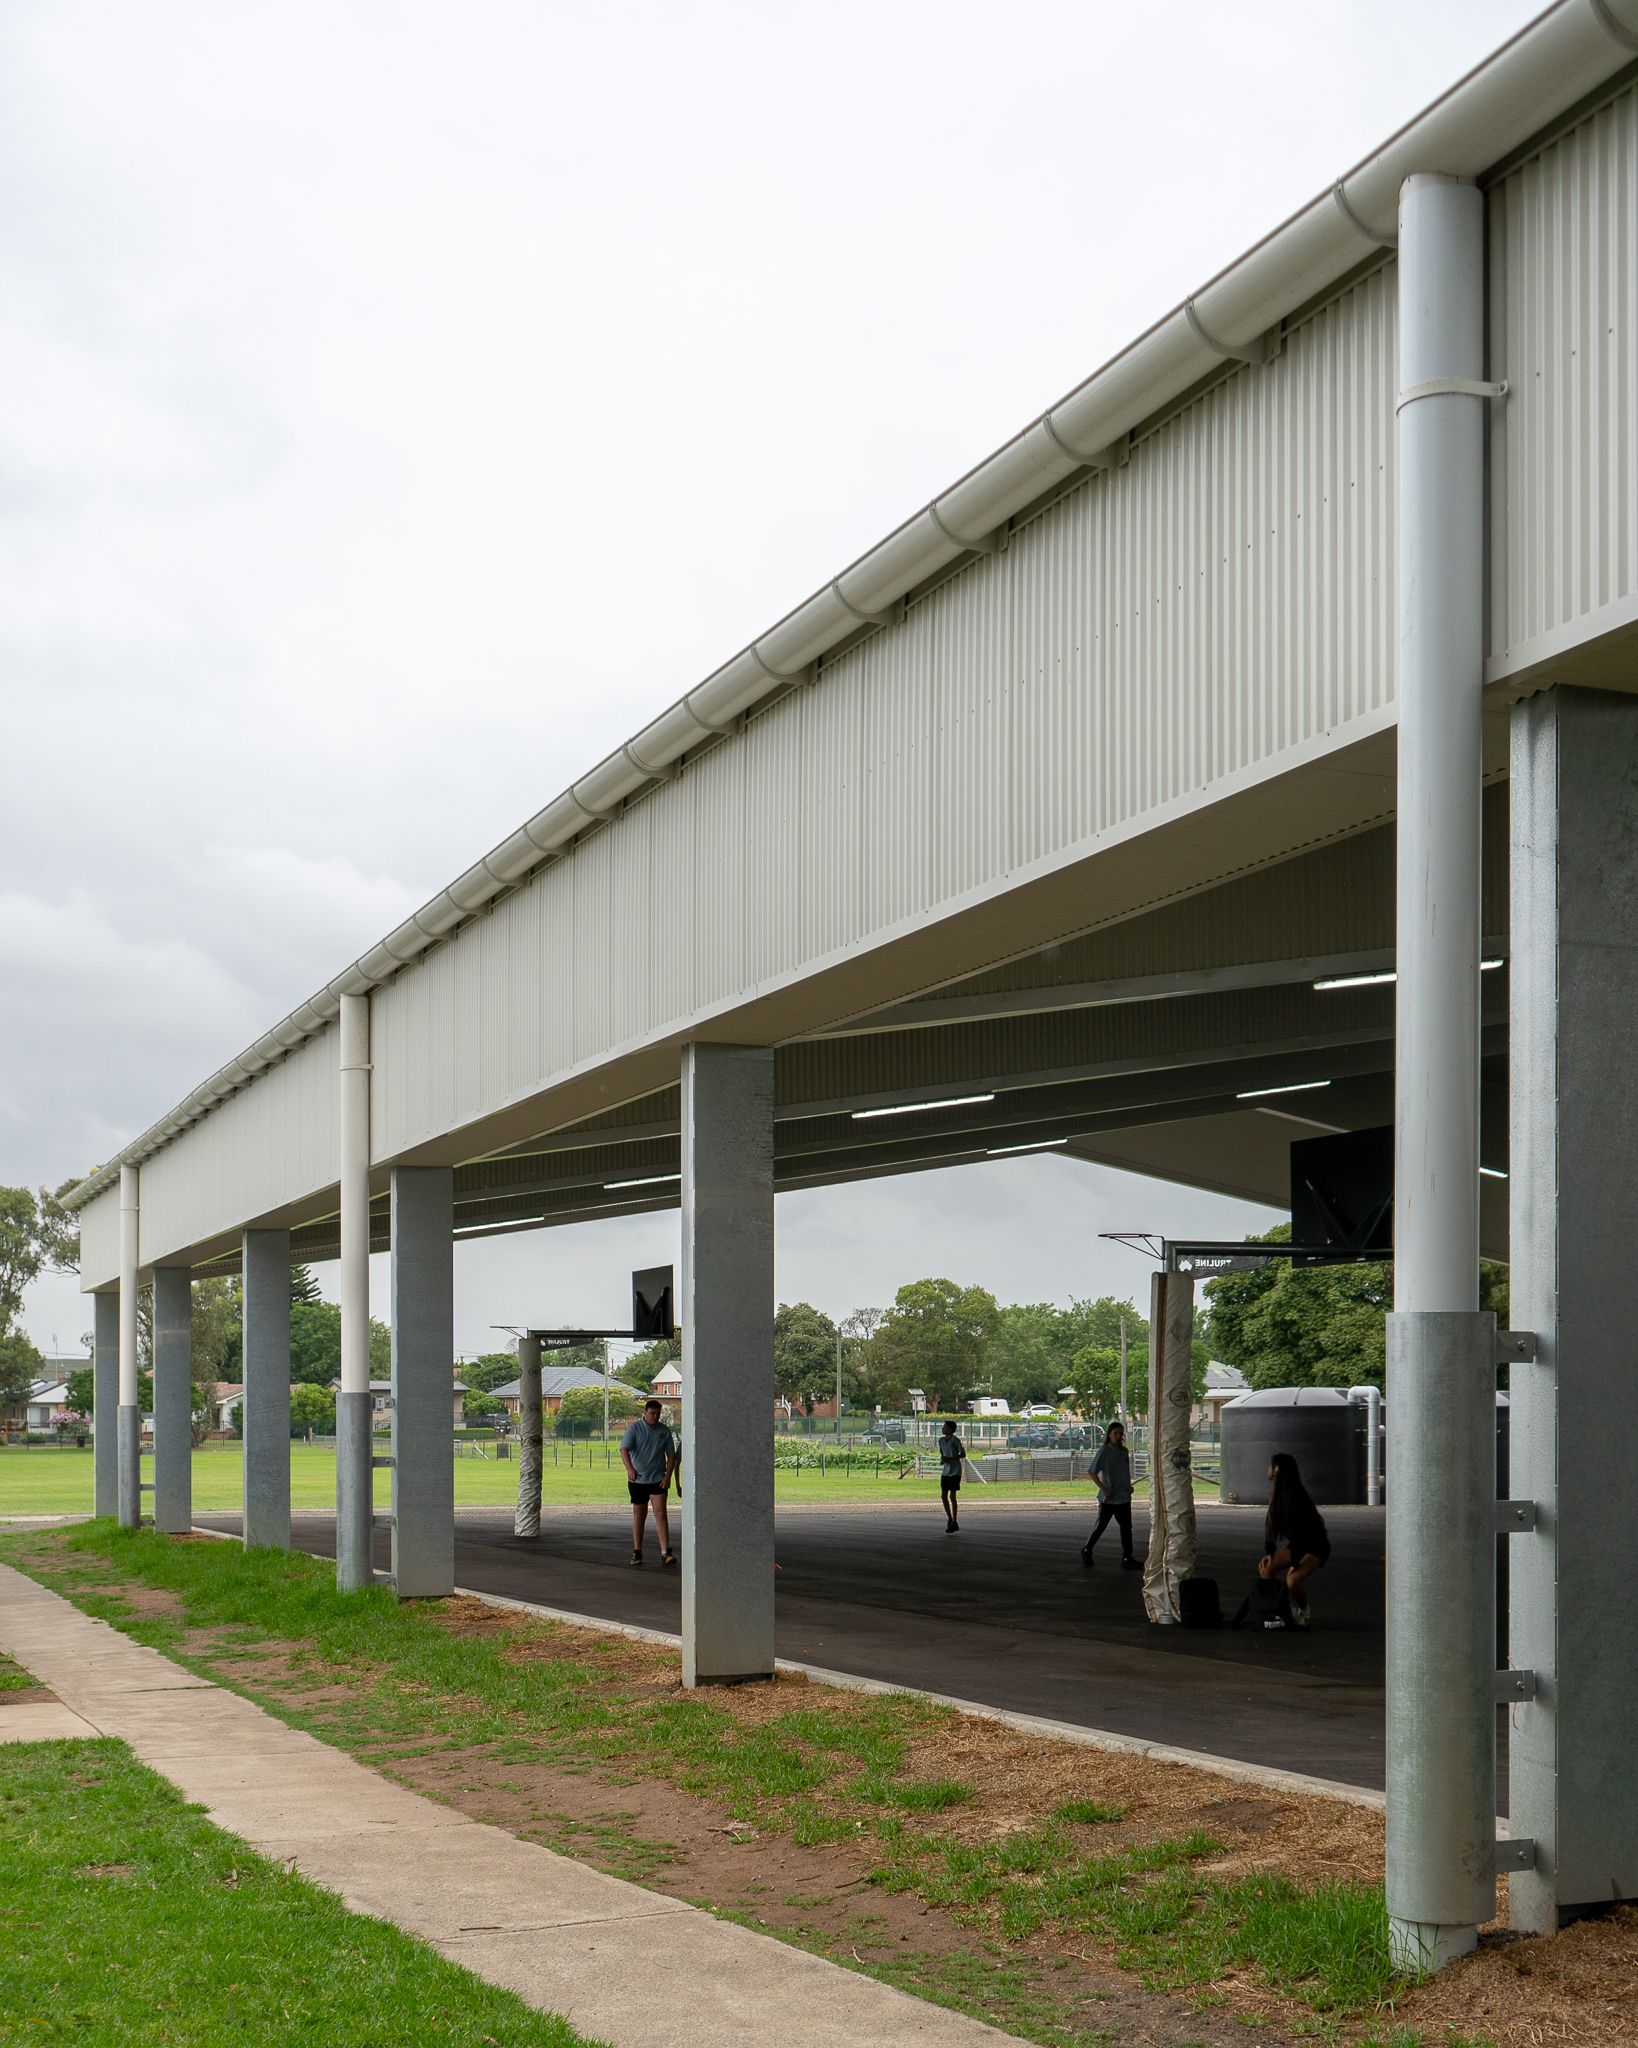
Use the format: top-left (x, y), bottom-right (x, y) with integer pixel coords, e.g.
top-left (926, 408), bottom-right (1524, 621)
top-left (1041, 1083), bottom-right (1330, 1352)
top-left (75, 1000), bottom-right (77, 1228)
top-left (0, 1565), bottom-right (1024, 2048)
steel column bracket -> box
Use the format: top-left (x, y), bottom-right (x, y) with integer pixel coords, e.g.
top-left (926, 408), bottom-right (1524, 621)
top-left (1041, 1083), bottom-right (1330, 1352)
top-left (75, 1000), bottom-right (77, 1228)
top-left (371, 1455), bottom-right (395, 1469)
top-left (1495, 1838), bottom-right (1538, 1872)
top-left (1395, 377), bottom-right (1508, 412)
top-left (370, 1512), bottom-right (394, 1531)
top-left (1497, 1329), bottom-right (1539, 1365)
top-left (1495, 1668), bottom-right (1538, 1704)
top-left (1496, 1499), bottom-right (1539, 1534)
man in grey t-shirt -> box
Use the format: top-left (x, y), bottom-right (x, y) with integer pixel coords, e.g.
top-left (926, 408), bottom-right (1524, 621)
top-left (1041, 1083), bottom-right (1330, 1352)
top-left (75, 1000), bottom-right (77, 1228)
top-left (620, 1399), bottom-right (679, 1566)
top-left (1080, 1421), bottom-right (1140, 1570)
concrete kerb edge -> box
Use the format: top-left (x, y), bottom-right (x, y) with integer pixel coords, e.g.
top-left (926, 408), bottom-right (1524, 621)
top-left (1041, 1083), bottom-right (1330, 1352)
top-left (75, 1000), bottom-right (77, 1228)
top-left (451, 1583), bottom-right (1388, 1815)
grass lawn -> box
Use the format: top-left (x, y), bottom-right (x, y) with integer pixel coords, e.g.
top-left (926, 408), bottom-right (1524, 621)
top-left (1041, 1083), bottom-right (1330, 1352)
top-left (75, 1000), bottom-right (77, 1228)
top-left (1, 1522), bottom-right (1415, 2046)
top-left (0, 1443), bottom-right (1180, 1519)
top-left (0, 1738), bottom-right (595, 2046)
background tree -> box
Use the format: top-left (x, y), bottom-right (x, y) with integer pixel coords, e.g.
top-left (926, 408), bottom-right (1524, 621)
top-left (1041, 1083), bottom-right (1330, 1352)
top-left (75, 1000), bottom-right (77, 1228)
top-left (984, 1301), bottom-right (1078, 1408)
top-left (290, 1264), bottom-right (323, 1304)
top-left (1068, 1343), bottom-right (1124, 1419)
top-left (64, 1367), bottom-right (94, 1419)
top-left (772, 1301), bottom-right (838, 1413)
top-left (462, 1389), bottom-right (505, 1422)
top-left (1203, 1226), bottom-right (1509, 1390)
top-left (289, 1383), bottom-right (336, 1436)
top-left (0, 1327), bottom-right (44, 1409)
top-left (462, 1351), bottom-right (520, 1393)
top-left (615, 1334), bottom-right (680, 1391)
top-left (870, 1278), bottom-right (1000, 1413)
top-left (554, 1384), bottom-right (642, 1436)
top-left (287, 1300), bottom-right (391, 1385)
top-left (0, 1187), bottom-right (45, 1331)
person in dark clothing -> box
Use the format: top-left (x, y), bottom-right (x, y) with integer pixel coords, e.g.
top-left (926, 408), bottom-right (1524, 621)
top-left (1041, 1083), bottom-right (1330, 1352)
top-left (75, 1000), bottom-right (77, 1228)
top-left (1080, 1421), bottom-right (1140, 1569)
top-left (937, 1419), bottom-right (966, 1532)
top-left (1260, 1451), bottom-right (1331, 1628)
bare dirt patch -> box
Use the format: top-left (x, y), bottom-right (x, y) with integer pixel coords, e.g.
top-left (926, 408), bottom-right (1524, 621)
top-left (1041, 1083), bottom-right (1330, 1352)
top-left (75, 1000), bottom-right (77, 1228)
top-left (1392, 1906), bottom-right (1638, 2047)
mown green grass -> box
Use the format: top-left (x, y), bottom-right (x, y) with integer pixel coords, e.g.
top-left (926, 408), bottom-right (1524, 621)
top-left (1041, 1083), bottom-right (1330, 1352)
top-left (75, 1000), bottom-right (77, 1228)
top-left (0, 1650), bottom-right (37, 1692)
top-left (0, 1442), bottom-right (1173, 1517)
top-left (3, 1523), bottom-right (1400, 2041)
top-left (0, 1739), bottom-right (596, 2046)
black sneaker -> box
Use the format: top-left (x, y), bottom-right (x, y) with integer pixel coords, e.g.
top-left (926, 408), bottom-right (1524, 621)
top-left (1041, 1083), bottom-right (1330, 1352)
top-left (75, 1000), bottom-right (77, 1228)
top-left (1080, 1546), bottom-right (1094, 1568)
top-left (1121, 1556), bottom-right (1142, 1571)
top-left (629, 1551), bottom-right (643, 1567)
top-left (661, 1550), bottom-right (677, 1568)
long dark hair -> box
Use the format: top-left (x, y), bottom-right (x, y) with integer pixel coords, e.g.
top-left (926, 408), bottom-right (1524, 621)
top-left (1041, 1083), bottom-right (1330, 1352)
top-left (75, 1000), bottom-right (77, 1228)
top-left (1265, 1451), bottom-right (1319, 1553)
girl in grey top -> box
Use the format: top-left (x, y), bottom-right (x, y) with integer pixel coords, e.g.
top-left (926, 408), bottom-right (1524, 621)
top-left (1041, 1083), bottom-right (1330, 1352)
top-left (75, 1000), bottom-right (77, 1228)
top-left (1081, 1421), bottom-right (1140, 1570)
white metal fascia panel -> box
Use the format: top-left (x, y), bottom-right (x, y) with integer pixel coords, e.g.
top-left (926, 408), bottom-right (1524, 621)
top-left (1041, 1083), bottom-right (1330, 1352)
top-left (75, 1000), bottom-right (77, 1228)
top-left (78, 1189), bottom-right (120, 1292)
top-left (364, 269), bottom-right (1401, 1160)
top-left (133, 1025), bottom-right (338, 1267)
top-left (1491, 79), bottom-right (1638, 677)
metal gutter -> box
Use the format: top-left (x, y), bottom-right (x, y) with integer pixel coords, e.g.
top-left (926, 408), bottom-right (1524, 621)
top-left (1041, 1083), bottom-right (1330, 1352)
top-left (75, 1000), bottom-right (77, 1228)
top-left (65, 0), bottom-right (1638, 1212)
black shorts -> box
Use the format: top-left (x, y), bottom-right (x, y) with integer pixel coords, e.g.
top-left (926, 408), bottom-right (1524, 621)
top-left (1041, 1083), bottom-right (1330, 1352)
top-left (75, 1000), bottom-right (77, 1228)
top-left (939, 1472), bottom-right (961, 1492)
top-left (628, 1482), bottom-right (667, 1505)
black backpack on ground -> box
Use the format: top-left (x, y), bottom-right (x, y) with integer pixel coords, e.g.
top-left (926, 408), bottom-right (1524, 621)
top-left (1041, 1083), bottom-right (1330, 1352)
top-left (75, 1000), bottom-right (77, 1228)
top-left (1230, 1571), bottom-right (1294, 1631)
top-left (1178, 1576), bottom-right (1222, 1629)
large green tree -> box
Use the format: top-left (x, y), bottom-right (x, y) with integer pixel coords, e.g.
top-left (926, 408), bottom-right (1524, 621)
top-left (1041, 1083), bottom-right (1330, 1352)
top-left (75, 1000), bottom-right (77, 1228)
top-left (0, 1327), bottom-right (44, 1408)
top-left (289, 1383), bottom-right (336, 1436)
top-left (615, 1334), bottom-right (680, 1392)
top-left (870, 1278), bottom-right (1000, 1413)
top-left (287, 1301), bottom-right (392, 1386)
top-left (0, 1188), bottom-right (45, 1332)
top-left (555, 1384), bottom-right (642, 1436)
top-left (462, 1351), bottom-right (520, 1393)
top-left (773, 1301), bottom-right (838, 1413)
top-left (1204, 1226), bottom-right (1508, 1390)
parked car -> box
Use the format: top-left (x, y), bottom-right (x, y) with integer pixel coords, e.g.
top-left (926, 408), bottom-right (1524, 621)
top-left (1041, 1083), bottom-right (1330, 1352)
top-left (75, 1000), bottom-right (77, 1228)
top-left (1006, 1424), bottom-right (1058, 1449)
top-left (1053, 1423), bottom-right (1104, 1450)
top-left (863, 1421), bottom-right (908, 1445)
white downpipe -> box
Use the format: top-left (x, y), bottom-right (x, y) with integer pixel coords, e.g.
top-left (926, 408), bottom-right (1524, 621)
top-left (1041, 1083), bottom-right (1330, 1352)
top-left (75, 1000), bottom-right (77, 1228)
top-left (1387, 171), bottom-right (1491, 1978)
top-left (1349, 1384), bottom-right (1383, 1505)
top-left (118, 1165), bottom-right (140, 1406)
top-left (338, 994), bottom-right (371, 1398)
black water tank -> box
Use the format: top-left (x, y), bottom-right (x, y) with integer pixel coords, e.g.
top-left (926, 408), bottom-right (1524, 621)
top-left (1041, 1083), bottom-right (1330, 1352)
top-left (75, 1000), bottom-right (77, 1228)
top-left (1220, 1388), bottom-right (1366, 1506)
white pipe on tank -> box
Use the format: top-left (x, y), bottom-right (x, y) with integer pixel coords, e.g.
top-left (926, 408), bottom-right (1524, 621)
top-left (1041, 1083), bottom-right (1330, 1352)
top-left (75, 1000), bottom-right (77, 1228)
top-left (1349, 1384), bottom-right (1383, 1505)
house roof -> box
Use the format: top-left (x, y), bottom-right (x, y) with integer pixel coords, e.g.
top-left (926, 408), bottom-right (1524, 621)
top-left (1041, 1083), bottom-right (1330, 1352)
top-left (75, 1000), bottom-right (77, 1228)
top-left (489, 1366), bottom-right (627, 1401)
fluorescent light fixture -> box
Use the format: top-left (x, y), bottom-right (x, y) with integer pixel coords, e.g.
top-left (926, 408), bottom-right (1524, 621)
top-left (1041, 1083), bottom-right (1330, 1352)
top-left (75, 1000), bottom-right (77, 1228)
top-left (604, 1172), bottom-right (682, 1189)
top-left (851, 1092), bottom-right (996, 1120)
top-left (1315, 959), bottom-right (1505, 991)
top-left (1236, 1080), bottom-right (1332, 1100)
top-left (1313, 969), bottom-right (1397, 990)
top-left (1479, 1165), bottom-right (1508, 1180)
top-left (986, 1138), bottom-right (1068, 1157)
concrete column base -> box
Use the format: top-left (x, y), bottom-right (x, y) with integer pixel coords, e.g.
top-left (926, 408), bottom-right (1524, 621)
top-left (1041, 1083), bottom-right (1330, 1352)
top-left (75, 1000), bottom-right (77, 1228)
top-left (117, 1405), bottom-right (142, 1530)
top-left (335, 1390), bottom-right (375, 1591)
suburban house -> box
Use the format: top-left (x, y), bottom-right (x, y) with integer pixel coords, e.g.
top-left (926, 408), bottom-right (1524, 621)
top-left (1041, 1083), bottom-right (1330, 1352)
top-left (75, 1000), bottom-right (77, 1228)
top-left (325, 1378), bottom-right (468, 1427)
top-left (213, 1382), bottom-right (244, 1433)
top-left (488, 1365), bottom-right (626, 1419)
top-left (1197, 1361), bottom-right (1252, 1431)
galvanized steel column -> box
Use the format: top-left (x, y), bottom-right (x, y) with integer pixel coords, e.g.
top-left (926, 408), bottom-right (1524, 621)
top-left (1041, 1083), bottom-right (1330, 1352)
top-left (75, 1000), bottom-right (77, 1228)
top-left (92, 1291), bottom-right (118, 1517)
top-left (1386, 172), bottom-right (1493, 1974)
top-left (150, 1267), bottom-right (192, 1534)
top-left (336, 992), bottom-right (374, 1591)
top-left (680, 1043), bottom-right (776, 1687)
top-left (1509, 687), bottom-right (1638, 1931)
top-left (242, 1228), bottom-right (292, 1549)
top-left (117, 1164), bottom-right (142, 1530)
top-left (389, 1166), bottom-right (454, 1598)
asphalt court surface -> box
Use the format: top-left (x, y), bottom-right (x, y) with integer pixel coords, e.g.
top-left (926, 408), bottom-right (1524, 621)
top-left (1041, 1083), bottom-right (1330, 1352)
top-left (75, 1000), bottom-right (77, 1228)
top-left (204, 1497), bottom-right (1407, 1792)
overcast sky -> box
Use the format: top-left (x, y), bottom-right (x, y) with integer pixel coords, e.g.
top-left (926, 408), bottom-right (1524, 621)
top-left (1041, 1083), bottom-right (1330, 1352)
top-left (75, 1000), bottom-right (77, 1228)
top-left (5, 0), bottom-right (1539, 1356)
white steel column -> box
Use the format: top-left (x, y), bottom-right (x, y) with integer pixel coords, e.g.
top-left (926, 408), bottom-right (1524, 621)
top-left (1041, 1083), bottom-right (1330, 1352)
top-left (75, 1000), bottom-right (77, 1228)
top-left (92, 1290), bottom-right (118, 1517)
top-left (514, 1334), bottom-right (544, 1538)
top-left (242, 1228), bottom-right (292, 1549)
top-left (388, 1166), bottom-right (454, 1598)
top-left (1386, 172), bottom-right (1494, 1974)
top-left (117, 1163), bottom-right (142, 1530)
top-left (335, 993), bottom-right (374, 1591)
top-left (680, 1042), bottom-right (775, 1687)
top-left (150, 1267), bottom-right (192, 1534)
top-left (1509, 687), bottom-right (1638, 1931)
